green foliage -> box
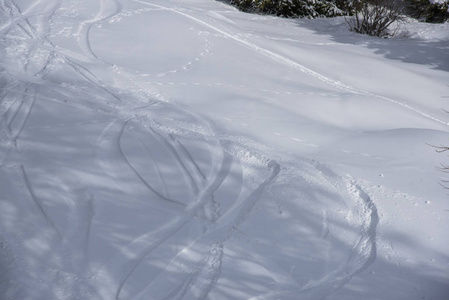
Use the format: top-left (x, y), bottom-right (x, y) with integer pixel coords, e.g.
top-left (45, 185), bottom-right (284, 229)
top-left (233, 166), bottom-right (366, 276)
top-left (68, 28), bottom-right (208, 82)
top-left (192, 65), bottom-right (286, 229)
top-left (405, 0), bottom-right (449, 23)
top-left (229, 0), bottom-right (448, 23)
top-left (229, 0), bottom-right (351, 18)
top-left (231, 0), bottom-right (255, 11)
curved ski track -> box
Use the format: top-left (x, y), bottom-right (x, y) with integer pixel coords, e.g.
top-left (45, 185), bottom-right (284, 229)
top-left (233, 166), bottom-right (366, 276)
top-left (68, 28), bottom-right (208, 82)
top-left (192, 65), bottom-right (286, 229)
top-left (0, 0), bottom-right (382, 299)
top-left (250, 178), bottom-right (379, 300)
top-left (136, 0), bottom-right (446, 127)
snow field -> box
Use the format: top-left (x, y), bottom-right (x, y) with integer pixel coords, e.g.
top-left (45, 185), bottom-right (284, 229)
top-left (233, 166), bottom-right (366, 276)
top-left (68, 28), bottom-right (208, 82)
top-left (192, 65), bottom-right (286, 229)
top-left (0, 0), bottom-right (448, 299)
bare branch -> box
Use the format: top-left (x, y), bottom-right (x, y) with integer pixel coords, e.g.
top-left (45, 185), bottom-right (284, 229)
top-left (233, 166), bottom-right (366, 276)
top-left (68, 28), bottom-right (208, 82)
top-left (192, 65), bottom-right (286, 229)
top-left (346, 0), bottom-right (405, 37)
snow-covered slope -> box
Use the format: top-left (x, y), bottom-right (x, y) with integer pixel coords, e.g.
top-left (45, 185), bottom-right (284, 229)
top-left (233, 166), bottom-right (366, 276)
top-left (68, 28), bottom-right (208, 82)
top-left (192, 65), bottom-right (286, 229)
top-left (0, 0), bottom-right (448, 299)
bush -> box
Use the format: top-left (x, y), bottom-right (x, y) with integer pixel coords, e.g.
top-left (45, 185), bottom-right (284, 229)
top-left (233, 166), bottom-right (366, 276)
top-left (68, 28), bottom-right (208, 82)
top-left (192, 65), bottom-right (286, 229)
top-left (345, 0), bottom-right (405, 37)
top-left (228, 0), bottom-right (449, 23)
top-left (431, 144), bottom-right (449, 188)
top-left (229, 0), bottom-right (351, 18)
top-left (404, 0), bottom-right (449, 23)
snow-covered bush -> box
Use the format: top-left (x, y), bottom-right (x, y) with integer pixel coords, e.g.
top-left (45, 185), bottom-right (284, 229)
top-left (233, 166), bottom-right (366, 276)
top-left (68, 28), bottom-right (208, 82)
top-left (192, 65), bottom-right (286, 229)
top-left (227, 0), bottom-right (448, 24)
top-left (229, 0), bottom-right (351, 18)
top-left (346, 0), bottom-right (405, 37)
top-left (404, 0), bottom-right (449, 22)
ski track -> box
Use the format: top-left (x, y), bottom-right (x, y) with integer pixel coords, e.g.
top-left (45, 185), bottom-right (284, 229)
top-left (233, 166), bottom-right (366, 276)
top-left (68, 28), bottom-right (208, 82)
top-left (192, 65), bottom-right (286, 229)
top-left (137, 138), bottom-right (171, 198)
top-left (346, 180), bottom-right (379, 277)
top-left (175, 139), bottom-right (207, 183)
top-left (149, 128), bottom-right (201, 197)
top-left (90, 116), bottom-right (232, 299)
top-left (105, 126), bottom-right (238, 299)
top-left (136, 0), bottom-right (446, 126)
top-left (7, 87), bottom-right (35, 143)
top-left (92, 112), bottom-right (280, 300)
top-left (117, 124), bottom-right (188, 207)
top-left (69, 195), bottom-right (95, 273)
top-left (143, 80), bottom-right (342, 99)
top-left (20, 165), bottom-right (62, 238)
top-left (64, 57), bottom-right (123, 102)
top-left (128, 160), bottom-right (279, 300)
top-left (251, 178), bottom-right (379, 300)
top-left (131, 243), bottom-right (225, 300)
top-left (76, 0), bottom-right (123, 62)
top-left (94, 120), bottom-right (186, 211)
top-left (0, 0), bottom-right (387, 299)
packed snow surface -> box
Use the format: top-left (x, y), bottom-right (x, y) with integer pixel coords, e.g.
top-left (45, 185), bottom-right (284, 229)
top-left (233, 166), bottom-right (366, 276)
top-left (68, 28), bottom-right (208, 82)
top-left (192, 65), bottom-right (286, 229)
top-left (0, 0), bottom-right (448, 299)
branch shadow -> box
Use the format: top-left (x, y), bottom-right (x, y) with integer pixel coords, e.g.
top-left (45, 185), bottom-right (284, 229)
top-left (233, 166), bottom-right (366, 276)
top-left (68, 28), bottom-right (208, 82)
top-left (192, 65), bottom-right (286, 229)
top-left (292, 17), bottom-right (449, 72)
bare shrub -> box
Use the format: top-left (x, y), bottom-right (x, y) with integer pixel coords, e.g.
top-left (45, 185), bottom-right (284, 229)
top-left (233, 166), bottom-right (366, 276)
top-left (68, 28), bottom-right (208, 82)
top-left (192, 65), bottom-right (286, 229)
top-left (346, 0), bottom-right (406, 37)
top-left (431, 144), bottom-right (449, 188)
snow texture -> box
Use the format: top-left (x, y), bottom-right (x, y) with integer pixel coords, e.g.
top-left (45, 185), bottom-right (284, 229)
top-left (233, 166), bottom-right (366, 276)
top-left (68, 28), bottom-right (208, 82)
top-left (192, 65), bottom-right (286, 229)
top-left (0, 0), bottom-right (448, 299)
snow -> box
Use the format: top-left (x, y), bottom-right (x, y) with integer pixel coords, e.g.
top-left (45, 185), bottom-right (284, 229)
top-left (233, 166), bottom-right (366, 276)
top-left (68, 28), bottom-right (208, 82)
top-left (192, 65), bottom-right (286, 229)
top-left (429, 0), bottom-right (448, 4)
top-left (0, 0), bottom-right (448, 299)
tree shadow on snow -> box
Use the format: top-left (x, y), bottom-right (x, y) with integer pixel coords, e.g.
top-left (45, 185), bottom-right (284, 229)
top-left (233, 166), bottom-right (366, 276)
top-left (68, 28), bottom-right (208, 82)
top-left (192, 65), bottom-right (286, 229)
top-left (293, 18), bottom-right (449, 73)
